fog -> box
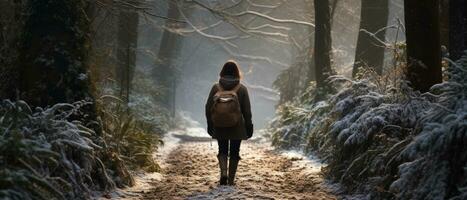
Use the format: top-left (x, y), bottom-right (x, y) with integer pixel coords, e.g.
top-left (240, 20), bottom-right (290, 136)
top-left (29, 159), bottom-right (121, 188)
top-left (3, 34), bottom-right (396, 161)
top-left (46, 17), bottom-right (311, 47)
top-left (135, 0), bottom-right (404, 129)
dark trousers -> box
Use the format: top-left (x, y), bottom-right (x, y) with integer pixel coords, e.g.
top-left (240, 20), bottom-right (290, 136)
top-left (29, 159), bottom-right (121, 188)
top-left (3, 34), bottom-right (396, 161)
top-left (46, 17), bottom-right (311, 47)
top-left (217, 140), bottom-right (241, 159)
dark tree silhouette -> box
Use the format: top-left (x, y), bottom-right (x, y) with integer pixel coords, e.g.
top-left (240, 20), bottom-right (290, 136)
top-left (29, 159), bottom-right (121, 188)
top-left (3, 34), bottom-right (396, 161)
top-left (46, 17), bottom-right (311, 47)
top-left (0, 1), bottom-right (22, 99)
top-left (439, 0), bottom-right (449, 48)
top-left (154, 1), bottom-right (183, 116)
top-left (404, 0), bottom-right (442, 92)
top-left (314, 0), bottom-right (333, 90)
top-left (18, 0), bottom-right (94, 107)
top-left (307, 0), bottom-right (339, 85)
top-left (352, 0), bottom-right (389, 77)
top-left (449, 0), bottom-right (467, 61)
top-left (15, 0), bottom-right (101, 132)
top-left (306, 0), bottom-right (315, 84)
top-left (117, 4), bottom-right (140, 105)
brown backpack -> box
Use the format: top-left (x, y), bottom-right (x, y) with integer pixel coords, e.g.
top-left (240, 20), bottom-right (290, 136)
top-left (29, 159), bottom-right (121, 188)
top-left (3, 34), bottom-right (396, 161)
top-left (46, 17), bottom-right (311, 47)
top-left (210, 84), bottom-right (242, 128)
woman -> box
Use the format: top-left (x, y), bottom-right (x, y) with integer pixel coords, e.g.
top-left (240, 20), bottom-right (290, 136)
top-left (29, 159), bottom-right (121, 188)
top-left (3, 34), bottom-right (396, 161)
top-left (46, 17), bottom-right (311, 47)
top-left (205, 60), bottom-right (253, 186)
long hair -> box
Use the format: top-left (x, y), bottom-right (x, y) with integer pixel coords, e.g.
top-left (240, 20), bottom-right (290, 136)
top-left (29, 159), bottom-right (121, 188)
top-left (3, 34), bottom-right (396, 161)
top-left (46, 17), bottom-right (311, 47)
top-left (220, 60), bottom-right (242, 79)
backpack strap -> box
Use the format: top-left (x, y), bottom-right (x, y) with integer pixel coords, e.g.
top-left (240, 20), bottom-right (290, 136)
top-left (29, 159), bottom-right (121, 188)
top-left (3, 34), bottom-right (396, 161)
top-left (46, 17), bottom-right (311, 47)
top-left (232, 83), bottom-right (241, 93)
top-left (216, 83), bottom-right (224, 92)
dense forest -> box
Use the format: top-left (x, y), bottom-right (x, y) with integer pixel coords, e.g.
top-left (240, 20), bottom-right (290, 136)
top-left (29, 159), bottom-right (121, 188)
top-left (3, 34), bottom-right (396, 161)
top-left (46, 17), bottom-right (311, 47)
top-left (0, 0), bottom-right (466, 199)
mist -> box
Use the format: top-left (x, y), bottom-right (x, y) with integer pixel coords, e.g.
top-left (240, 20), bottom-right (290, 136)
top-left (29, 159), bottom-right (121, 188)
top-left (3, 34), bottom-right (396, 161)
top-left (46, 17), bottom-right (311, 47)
top-left (135, 0), bottom-right (404, 129)
top-left (2, 0), bottom-right (465, 199)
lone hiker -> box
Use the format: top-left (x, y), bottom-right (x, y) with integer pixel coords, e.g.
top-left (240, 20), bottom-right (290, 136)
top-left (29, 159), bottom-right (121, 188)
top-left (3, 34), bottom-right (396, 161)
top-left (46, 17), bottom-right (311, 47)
top-left (205, 60), bottom-right (254, 185)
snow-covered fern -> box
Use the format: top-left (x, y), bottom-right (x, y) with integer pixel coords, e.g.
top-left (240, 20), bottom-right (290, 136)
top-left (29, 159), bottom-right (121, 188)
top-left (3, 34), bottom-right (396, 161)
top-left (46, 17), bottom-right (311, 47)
top-left (271, 53), bottom-right (467, 199)
top-left (390, 54), bottom-right (467, 199)
top-left (0, 100), bottom-right (115, 199)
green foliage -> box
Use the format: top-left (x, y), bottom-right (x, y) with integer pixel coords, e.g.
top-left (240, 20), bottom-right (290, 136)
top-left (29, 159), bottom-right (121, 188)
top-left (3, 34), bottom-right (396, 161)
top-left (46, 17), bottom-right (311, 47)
top-left (273, 51), bottom-right (310, 104)
top-left (95, 68), bottom-right (168, 174)
top-left (129, 70), bottom-right (171, 131)
top-left (97, 95), bottom-right (163, 173)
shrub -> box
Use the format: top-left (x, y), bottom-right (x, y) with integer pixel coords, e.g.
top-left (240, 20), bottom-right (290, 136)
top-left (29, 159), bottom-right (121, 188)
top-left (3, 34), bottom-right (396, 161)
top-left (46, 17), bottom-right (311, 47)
top-left (97, 95), bottom-right (163, 173)
top-left (270, 53), bottom-right (467, 199)
top-left (0, 100), bottom-right (116, 199)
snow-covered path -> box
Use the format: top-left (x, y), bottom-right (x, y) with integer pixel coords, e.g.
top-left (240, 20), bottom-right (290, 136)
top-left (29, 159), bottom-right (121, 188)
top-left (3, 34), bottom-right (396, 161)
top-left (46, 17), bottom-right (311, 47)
top-left (115, 128), bottom-right (337, 200)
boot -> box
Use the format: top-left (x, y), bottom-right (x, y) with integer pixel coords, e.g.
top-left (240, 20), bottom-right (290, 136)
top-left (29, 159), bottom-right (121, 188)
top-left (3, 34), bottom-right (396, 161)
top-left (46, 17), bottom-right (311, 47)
top-left (217, 154), bottom-right (228, 185)
top-left (228, 157), bottom-right (240, 185)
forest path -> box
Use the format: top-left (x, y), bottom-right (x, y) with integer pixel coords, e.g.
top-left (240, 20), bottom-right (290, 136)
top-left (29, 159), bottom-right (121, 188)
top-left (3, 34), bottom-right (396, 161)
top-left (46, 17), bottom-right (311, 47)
top-left (117, 128), bottom-right (337, 200)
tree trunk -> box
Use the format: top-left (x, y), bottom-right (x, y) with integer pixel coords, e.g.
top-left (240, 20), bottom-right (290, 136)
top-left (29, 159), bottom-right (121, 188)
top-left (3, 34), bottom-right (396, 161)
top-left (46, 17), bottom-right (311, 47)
top-left (449, 0), bottom-right (467, 61)
top-left (0, 3), bottom-right (8, 98)
top-left (439, 0), bottom-right (449, 49)
top-left (116, 3), bottom-right (140, 106)
top-left (330, 0), bottom-right (340, 24)
top-left (404, 0), bottom-right (442, 93)
top-left (314, 0), bottom-right (333, 89)
top-left (17, 0), bottom-right (100, 132)
top-left (154, 1), bottom-right (183, 116)
top-left (18, 0), bottom-right (93, 106)
top-left (0, 1), bottom-right (22, 99)
top-left (307, 0), bottom-right (315, 83)
top-left (352, 0), bottom-right (389, 77)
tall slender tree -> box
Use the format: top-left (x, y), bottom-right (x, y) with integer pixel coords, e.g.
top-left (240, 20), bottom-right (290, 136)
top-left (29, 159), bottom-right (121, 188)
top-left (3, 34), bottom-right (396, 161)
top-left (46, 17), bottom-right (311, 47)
top-left (116, 3), bottom-right (140, 106)
top-left (352, 0), bottom-right (389, 77)
top-left (0, 1), bottom-right (21, 99)
top-left (314, 0), bottom-right (333, 90)
top-left (449, 0), bottom-right (467, 61)
top-left (306, 0), bottom-right (315, 83)
top-left (154, 0), bottom-right (183, 116)
top-left (404, 0), bottom-right (442, 92)
top-left (439, 0), bottom-right (449, 48)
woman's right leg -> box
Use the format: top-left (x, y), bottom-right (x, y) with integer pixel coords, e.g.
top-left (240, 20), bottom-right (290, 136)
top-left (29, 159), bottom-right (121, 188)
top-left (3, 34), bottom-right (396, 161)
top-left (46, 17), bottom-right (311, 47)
top-left (228, 140), bottom-right (242, 185)
top-left (218, 139), bottom-right (229, 156)
top-left (217, 140), bottom-right (229, 185)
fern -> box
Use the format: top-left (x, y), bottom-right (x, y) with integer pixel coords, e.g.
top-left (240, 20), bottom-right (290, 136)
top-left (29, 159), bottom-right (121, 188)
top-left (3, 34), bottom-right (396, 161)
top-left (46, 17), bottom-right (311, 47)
top-left (270, 52), bottom-right (467, 199)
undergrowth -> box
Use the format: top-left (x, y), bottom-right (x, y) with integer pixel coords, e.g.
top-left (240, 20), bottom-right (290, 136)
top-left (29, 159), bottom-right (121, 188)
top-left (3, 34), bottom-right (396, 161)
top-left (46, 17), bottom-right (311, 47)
top-left (0, 96), bottom-right (166, 199)
top-left (0, 75), bottom-right (168, 199)
top-left (97, 95), bottom-right (163, 174)
top-left (0, 100), bottom-right (116, 199)
top-left (270, 53), bottom-right (467, 199)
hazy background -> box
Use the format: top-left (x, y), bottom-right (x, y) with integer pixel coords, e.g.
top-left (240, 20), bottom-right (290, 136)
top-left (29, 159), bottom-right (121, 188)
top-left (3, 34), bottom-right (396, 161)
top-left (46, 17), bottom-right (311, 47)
top-left (135, 0), bottom-right (404, 129)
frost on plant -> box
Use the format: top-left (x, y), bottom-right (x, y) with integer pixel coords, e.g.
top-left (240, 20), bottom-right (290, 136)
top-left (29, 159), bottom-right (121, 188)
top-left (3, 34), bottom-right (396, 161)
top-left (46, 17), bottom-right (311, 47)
top-left (270, 54), bottom-right (467, 199)
top-left (0, 100), bottom-right (116, 199)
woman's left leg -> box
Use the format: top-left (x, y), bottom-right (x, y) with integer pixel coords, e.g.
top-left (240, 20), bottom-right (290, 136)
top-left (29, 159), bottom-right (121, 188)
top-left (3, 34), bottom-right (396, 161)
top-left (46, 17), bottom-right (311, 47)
top-left (217, 140), bottom-right (229, 185)
top-left (228, 140), bottom-right (242, 185)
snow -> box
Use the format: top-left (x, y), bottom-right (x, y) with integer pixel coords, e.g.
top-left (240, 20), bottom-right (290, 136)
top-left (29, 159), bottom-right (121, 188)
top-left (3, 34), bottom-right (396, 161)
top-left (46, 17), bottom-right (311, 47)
top-left (1, 100), bottom-right (119, 199)
top-left (269, 53), bottom-right (467, 199)
top-left (104, 114), bottom-right (337, 199)
top-left (280, 150), bottom-right (325, 174)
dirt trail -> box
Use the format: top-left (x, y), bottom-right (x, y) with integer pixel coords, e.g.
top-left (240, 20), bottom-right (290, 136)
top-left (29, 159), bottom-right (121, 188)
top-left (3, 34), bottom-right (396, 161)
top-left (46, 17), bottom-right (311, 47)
top-left (116, 130), bottom-right (337, 200)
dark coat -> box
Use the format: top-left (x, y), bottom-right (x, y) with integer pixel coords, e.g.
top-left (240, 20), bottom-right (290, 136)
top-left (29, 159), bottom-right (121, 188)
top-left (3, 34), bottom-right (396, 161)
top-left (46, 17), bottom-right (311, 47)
top-left (205, 78), bottom-right (252, 140)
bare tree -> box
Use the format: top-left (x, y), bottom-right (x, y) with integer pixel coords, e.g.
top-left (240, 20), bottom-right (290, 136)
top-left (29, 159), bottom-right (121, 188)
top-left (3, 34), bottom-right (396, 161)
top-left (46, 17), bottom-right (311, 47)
top-left (116, 1), bottom-right (140, 107)
top-left (404, 0), bottom-right (442, 92)
top-left (352, 0), bottom-right (389, 77)
top-left (154, 0), bottom-right (184, 116)
top-left (439, 0), bottom-right (449, 48)
top-left (314, 0), bottom-right (333, 90)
